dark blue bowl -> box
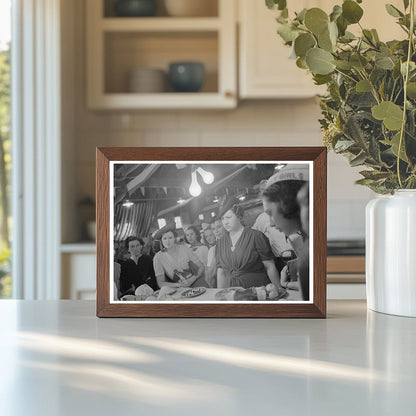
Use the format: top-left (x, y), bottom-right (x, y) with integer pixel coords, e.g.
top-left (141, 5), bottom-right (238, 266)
top-left (168, 62), bottom-right (205, 93)
top-left (114, 0), bottom-right (157, 17)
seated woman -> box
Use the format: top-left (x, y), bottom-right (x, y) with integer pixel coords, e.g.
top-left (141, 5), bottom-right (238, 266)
top-left (215, 197), bottom-right (286, 296)
top-left (153, 224), bottom-right (208, 288)
top-left (202, 227), bottom-right (216, 248)
top-left (184, 225), bottom-right (209, 266)
top-left (262, 164), bottom-right (310, 299)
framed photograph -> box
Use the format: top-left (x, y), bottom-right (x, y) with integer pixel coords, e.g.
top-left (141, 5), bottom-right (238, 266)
top-left (96, 147), bottom-right (327, 318)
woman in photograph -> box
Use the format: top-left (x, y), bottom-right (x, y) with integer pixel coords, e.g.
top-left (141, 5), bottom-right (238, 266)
top-left (153, 225), bottom-right (208, 288)
top-left (184, 225), bottom-right (209, 266)
top-left (215, 197), bottom-right (286, 294)
top-left (261, 165), bottom-right (309, 299)
top-left (202, 227), bottom-right (216, 248)
top-left (296, 182), bottom-right (310, 300)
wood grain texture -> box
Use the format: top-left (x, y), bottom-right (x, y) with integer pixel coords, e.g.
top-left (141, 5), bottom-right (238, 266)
top-left (327, 256), bottom-right (365, 274)
top-left (96, 147), bottom-right (327, 318)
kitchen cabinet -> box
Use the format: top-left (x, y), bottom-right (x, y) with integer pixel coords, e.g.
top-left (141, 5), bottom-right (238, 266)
top-left (238, 0), bottom-right (404, 99)
top-left (86, 0), bottom-right (237, 109)
top-left (61, 245), bottom-right (96, 300)
top-left (238, 0), bottom-right (325, 99)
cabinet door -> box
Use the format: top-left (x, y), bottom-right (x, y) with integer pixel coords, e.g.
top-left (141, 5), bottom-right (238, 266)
top-left (239, 0), bottom-right (404, 99)
top-left (239, 0), bottom-right (326, 99)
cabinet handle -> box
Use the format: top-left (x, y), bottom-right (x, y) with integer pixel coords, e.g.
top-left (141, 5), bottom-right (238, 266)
top-left (224, 91), bottom-right (234, 99)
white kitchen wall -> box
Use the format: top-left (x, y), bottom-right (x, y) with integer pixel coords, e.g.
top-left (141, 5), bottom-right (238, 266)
top-left (62, 0), bottom-right (375, 243)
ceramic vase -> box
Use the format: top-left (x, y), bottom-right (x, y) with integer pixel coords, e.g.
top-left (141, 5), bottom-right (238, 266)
top-left (366, 190), bottom-right (416, 317)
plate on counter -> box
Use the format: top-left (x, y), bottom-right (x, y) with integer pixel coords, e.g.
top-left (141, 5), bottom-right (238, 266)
top-left (180, 287), bottom-right (207, 298)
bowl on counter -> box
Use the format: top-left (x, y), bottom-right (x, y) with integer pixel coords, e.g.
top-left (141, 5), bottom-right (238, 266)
top-left (114, 0), bottom-right (158, 17)
top-left (164, 0), bottom-right (218, 17)
top-left (168, 61), bottom-right (205, 92)
top-left (128, 68), bottom-right (167, 93)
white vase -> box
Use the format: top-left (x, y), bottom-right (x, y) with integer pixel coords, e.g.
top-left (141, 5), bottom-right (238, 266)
top-left (366, 190), bottom-right (416, 317)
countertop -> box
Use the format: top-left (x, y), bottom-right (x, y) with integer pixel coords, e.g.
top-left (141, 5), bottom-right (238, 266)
top-left (0, 300), bottom-right (415, 415)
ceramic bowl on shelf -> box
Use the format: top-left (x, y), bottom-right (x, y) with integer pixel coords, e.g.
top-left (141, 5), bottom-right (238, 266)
top-left (114, 0), bottom-right (158, 17)
top-left (168, 61), bottom-right (205, 92)
top-left (164, 0), bottom-right (218, 17)
top-left (128, 68), bottom-right (167, 93)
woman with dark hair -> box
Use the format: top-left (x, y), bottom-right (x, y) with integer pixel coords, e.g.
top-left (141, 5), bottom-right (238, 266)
top-left (153, 225), bottom-right (208, 288)
top-left (119, 236), bottom-right (158, 295)
top-left (184, 225), bottom-right (209, 266)
top-left (296, 183), bottom-right (310, 301)
top-left (215, 197), bottom-right (286, 294)
top-left (262, 165), bottom-right (310, 299)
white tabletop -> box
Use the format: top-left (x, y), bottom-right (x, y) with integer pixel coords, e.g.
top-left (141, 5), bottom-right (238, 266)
top-left (0, 300), bottom-right (415, 416)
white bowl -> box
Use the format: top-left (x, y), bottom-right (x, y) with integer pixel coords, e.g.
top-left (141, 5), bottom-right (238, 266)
top-left (128, 68), bottom-right (167, 93)
top-left (164, 0), bottom-right (217, 17)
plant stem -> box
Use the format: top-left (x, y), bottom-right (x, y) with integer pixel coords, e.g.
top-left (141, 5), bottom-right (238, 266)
top-left (397, 0), bottom-right (414, 188)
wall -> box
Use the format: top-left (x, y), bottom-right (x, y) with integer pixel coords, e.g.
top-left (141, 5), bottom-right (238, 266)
top-left (61, 0), bottom-right (374, 243)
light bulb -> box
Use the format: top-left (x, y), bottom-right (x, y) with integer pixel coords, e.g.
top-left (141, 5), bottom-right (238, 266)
top-left (122, 200), bottom-right (134, 208)
top-left (189, 171), bottom-right (201, 197)
top-left (197, 167), bottom-right (214, 184)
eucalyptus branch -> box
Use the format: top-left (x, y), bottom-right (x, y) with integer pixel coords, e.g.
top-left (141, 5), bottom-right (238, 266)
top-left (334, 68), bottom-right (359, 84)
top-left (358, 69), bottom-right (381, 104)
top-left (397, 0), bottom-right (415, 188)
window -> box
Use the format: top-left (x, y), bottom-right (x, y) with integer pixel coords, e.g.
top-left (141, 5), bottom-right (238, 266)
top-left (0, 0), bottom-right (11, 298)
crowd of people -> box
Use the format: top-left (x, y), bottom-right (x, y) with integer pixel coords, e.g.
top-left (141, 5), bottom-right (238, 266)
top-left (113, 164), bottom-right (310, 301)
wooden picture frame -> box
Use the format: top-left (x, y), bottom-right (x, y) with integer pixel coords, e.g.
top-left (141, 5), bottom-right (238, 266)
top-left (97, 147), bottom-right (327, 318)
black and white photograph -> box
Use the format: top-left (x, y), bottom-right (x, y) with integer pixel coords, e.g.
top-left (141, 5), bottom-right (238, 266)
top-left (110, 161), bottom-right (312, 303)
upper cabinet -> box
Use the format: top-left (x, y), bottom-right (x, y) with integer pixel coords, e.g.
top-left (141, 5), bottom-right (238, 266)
top-left (238, 0), bottom-right (325, 99)
top-left (86, 0), bottom-right (237, 109)
top-left (238, 0), bottom-right (405, 100)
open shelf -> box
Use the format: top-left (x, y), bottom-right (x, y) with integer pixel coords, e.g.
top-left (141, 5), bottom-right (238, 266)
top-left (102, 17), bottom-right (221, 31)
top-left (87, 0), bottom-right (236, 109)
top-left (103, 0), bottom-right (219, 18)
top-left (104, 31), bottom-right (218, 94)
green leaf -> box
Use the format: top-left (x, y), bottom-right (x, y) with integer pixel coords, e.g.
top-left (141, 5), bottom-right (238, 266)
top-left (330, 5), bottom-right (342, 22)
top-left (296, 57), bottom-right (308, 69)
top-left (360, 170), bottom-right (391, 180)
top-left (304, 8), bottom-right (329, 35)
top-left (336, 15), bottom-right (348, 36)
top-left (350, 152), bottom-right (368, 167)
top-left (339, 32), bottom-right (356, 43)
top-left (385, 4), bottom-right (404, 18)
top-left (296, 8), bottom-right (307, 23)
top-left (371, 29), bottom-right (380, 43)
top-left (294, 33), bottom-right (316, 58)
top-left (342, 0), bottom-right (364, 24)
top-left (356, 79), bottom-right (372, 92)
top-left (362, 29), bottom-right (376, 46)
top-left (407, 82), bottom-right (416, 99)
top-left (266, 0), bottom-right (287, 11)
top-left (306, 48), bottom-right (335, 75)
top-left (389, 132), bottom-right (409, 162)
top-left (277, 23), bottom-right (298, 43)
top-left (372, 101), bottom-right (404, 130)
top-left (333, 60), bottom-right (352, 70)
top-left (375, 55), bottom-right (395, 70)
top-left (403, 0), bottom-right (409, 10)
top-left (318, 27), bottom-right (334, 52)
top-left (350, 54), bottom-right (368, 70)
top-left (313, 74), bottom-right (332, 85)
top-left (334, 140), bottom-right (355, 151)
top-left (328, 21), bottom-right (338, 44)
